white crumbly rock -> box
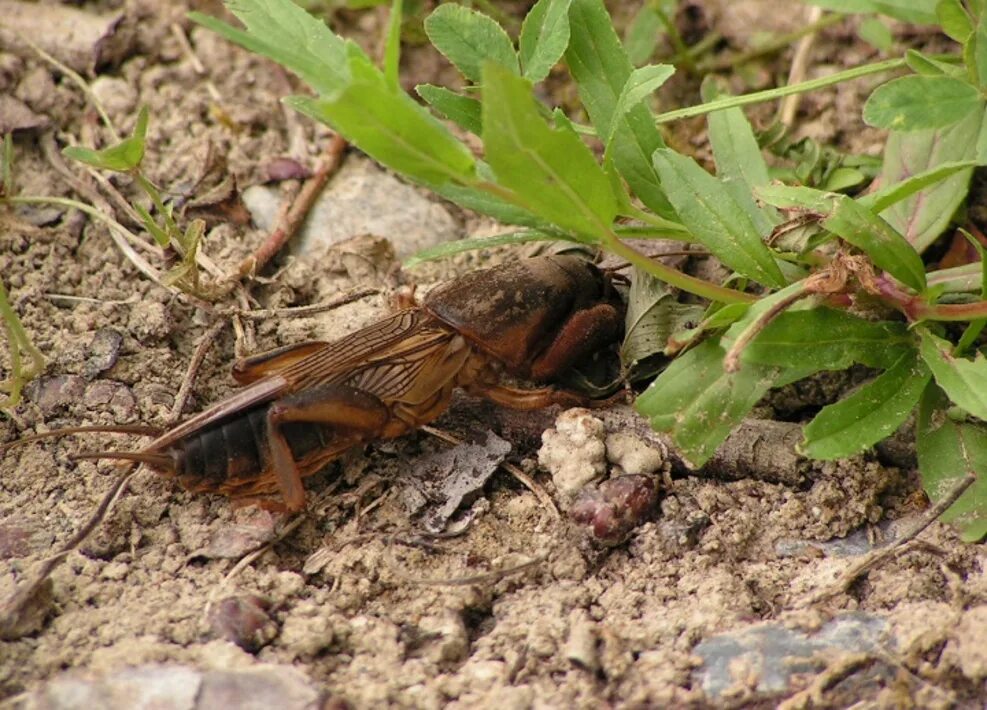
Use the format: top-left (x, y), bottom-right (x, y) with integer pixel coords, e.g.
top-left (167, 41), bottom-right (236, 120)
top-left (605, 432), bottom-right (665, 476)
top-left (538, 408), bottom-right (607, 501)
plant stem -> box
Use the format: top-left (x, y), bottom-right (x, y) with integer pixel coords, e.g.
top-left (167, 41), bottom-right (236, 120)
top-left (0, 279), bottom-right (45, 409)
top-left (604, 235), bottom-right (755, 304)
top-left (654, 57), bottom-right (908, 124)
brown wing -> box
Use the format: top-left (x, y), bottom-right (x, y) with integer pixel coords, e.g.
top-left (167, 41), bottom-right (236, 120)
top-left (147, 309), bottom-right (454, 453)
top-left (279, 309), bottom-right (462, 401)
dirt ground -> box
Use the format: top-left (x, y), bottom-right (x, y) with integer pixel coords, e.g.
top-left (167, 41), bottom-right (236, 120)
top-left (1, 1), bottom-right (985, 708)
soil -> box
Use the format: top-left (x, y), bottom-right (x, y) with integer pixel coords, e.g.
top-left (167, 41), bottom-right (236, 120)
top-left (1, 1), bottom-right (985, 708)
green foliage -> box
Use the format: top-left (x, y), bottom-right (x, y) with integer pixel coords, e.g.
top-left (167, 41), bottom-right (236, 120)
top-left (193, 0), bottom-right (987, 539)
top-left (62, 106), bottom-right (148, 171)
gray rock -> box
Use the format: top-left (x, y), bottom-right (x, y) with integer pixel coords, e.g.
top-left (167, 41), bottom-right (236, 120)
top-left (693, 613), bottom-right (888, 699)
top-left (242, 155), bottom-right (458, 258)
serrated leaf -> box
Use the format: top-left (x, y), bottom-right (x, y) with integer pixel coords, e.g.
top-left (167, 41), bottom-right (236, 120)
top-left (863, 75), bottom-right (982, 131)
top-left (286, 48), bottom-right (475, 188)
top-left (190, 3), bottom-right (349, 97)
top-left (918, 327), bottom-right (987, 420)
top-left (424, 4), bottom-right (518, 83)
top-left (566, 0), bottom-right (673, 218)
top-left (519, 0), bottom-right (572, 82)
top-left (937, 0), bottom-right (973, 42)
top-left (416, 84), bottom-right (482, 134)
top-left (916, 383), bottom-right (987, 542)
top-left (733, 307), bottom-right (913, 371)
top-left (653, 149), bottom-right (786, 287)
top-left (878, 109), bottom-right (980, 252)
top-left (635, 339), bottom-right (812, 467)
top-left (803, 351), bottom-right (930, 459)
top-left (62, 106), bottom-right (148, 172)
top-left (481, 63), bottom-right (616, 241)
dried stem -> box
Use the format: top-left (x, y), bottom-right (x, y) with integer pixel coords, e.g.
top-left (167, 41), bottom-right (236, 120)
top-left (800, 472), bottom-right (977, 607)
top-left (235, 134), bottom-right (348, 280)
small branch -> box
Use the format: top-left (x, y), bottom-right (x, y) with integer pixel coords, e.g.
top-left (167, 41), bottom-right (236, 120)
top-left (799, 472), bottom-right (976, 607)
top-left (235, 134), bottom-right (347, 280)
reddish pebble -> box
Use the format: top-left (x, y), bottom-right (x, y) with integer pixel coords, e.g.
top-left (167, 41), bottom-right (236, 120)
top-left (208, 595), bottom-right (279, 652)
top-left (570, 475), bottom-right (658, 545)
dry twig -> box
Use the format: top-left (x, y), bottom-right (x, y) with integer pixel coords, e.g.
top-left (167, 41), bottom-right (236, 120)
top-left (235, 134), bottom-right (348, 279)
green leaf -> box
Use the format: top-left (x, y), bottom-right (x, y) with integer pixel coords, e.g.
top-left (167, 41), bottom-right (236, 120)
top-left (863, 75), bottom-right (983, 131)
top-left (384, 0), bottom-right (403, 89)
top-left (624, 2), bottom-right (666, 66)
top-left (286, 48), bottom-right (476, 188)
top-left (62, 106), bottom-right (148, 172)
top-left (635, 339), bottom-right (811, 467)
top-left (803, 351), bottom-right (930, 459)
top-left (565, 0), bottom-right (673, 218)
top-left (405, 230), bottom-right (558, 267)
top-left (758, 185), bottom-right (927, 291)
top-left (918, 327), bottom-right (987, 421)
top-left (916, 384), bottom-right (987, 542)
top-left (859, 160), bottom-right (978, 213)
top-left (904, 49), bottom-right (965, 77)
top-left (936, 0), bottom-right (973, 42)
top-left (734, 307), bottom-right (913, 371)
top-left (702, 78), bottom-right (778, 234)
top-left (878, 109), bottom-right (980, 252)
top-left (857, 17), bottom-right (894, 51)
top-left (519, 0), bottom-right (572, 83)
top-left (823, 193), bottom-right (927, 291)
top-left (975, 7), bottom-right (987, 89)
top-left (416, 84), bottom-right (482, 134)
top-left (481, 63), bottom-right (616, 240)
top-left (424, 4), bottom-right (518, 83)
top-left (653, 149), bottom-right (786, 287)
top-left (800, 0), bottom-right (937, 24)
top-left (190, 3), bottom-right (349, 97)
top-left (433, 181), bottom-right (546, 228)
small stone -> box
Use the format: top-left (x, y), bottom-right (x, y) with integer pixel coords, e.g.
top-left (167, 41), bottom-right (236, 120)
top-left (25, 375), bottom-right (86, 414)
top-left (83, 381), bottom-right (137, 420)
top-left (538, 408), bottom-right (607, 501)
top-left (564, 610), bottom-right (599, 671)
top-left (83, 328), bottom-right (123, 379)
top-left (208, 595), bottom-right (279, 653)
top-left (265, 157), bottom-right (311, 182)
top-left (422, 609), bottom-right (470, 664)
top-left (100, 561), bottom-right (129, 580)
top-left (606, 432), bottom-right (665, 476)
